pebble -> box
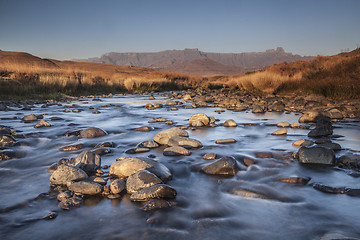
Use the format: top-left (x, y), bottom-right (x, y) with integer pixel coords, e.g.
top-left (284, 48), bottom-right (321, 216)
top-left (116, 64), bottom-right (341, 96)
top-left (215, 138), bottom-right (237, 144)
top-left (202, 153), bottom-right (216, 160)
top-left (272, 128), bottom-right (287, 135)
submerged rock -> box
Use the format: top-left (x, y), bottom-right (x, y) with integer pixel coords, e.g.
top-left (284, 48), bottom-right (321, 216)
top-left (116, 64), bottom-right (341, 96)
top-left (49, 164), bottom-right (88, 185)
top-left (142, 199), bottom-right (176, 211)
top-left (153, 127), bottom-right (188, 145)
top-left (34, 120), bottom-right (51, 128)
top-left (337, 154), bottom-right (360, 169)
top-left (80, 127), bottom-right (107, 138)
top-left (69, 181), bottom-right (103, 195)
top-left (297, 146), bottom-right (335, 165)
top-left (59, 144), bottom-right (84, 151)
top-left (130, 184), bottom-right (177, 201)
top-left (202, 156), bottom-right (237, 176)
top-left (126, 170), bottom-right (162, 194)
top-left (0, 134), bottom-right (16, 146)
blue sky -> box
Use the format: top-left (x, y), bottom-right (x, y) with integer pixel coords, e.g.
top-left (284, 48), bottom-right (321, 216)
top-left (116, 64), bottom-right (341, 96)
top-left (1, 0), bottom-right (360, 60)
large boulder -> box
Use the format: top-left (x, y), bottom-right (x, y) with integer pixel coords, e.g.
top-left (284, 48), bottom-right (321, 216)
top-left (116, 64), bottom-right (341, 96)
top-left (109, 157), bottom-right (172, 181)
top-left (80, 127), bottom-right (107, 138)
top-left (72, 150), bottom-right (101, 175)
top-left (49, 164), bottom-right (88, 185)
top-left (297, 146), bottom-right (335, 165)
top-left (68, 181), bottom-right (102, 195)
top-left (202, 156), bottom-right (238, 176)
top-left (167, 136), bottom-right (202, 149)
top-left (130, 184), bottom-right (177, 201)
top-left (189, 113), bottom-right (210, 127)
top-left (153, 127), bottom-right (188, 145)
top-left (126, 170), bottom-right (162, 194)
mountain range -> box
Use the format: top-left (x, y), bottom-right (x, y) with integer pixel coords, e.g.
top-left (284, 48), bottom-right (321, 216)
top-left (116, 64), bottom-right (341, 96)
top-left (76, 47), bottom-right (312, 76)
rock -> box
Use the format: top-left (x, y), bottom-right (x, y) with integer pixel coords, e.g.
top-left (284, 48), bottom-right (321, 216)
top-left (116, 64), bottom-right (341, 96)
top-left (312, 183), bottom-right (346, 194)
top-left (268, 101), bottom-right (285, 112)
top-left (252, 105), bottom-right (266, 113)
top-left (79, 127), bottom-right (107, 138)
top-left (72, 150), bottom-right (101, 175)
top-left (94, 142), bottom-right (114, 148)
top-left (277, 121), bottom-right (290, 128)
top-left (58, 196), bottom-right (82, 210)
top-left (202, 156), bottom-right (237, 176)
top-left (57, 191), bottom-right (73, 202)
top-left (167, 136), bottom-right (203, 149)
top-left (130, 184), bottom-right (177, 201)
top-left (189, 113), bottom-right (210, 127)
top-left (297, 146), bottom-right (335, 165)
top-left (142, 199), bottom-right (176, 211)
top-left (22, 114), bottom-right (38, 122)
top-left (163, 146), bottom-right (191, 156)
top-left (125, 148), bottom-right (150, 154)
top-left (232, 188), bottom-right (268, 199)
top-left (153, 127), bottom-right (188, 145)
top-left (92, 147), bottom-right (111, 156)
top-left (223, 119), bottom-right (237, 127)
top-left (299, 111), bottom-right (322, 123)
top-left (110, 157), bottom-right (152, 178)
top-left (317, 142), bottom-right (342, 151)
top-left (215, 138), bottom-right (237, 144)
top-left (59, 144), bottom-right (84, 151)
top-left (49, 164), bottom-right (88, 185)
top-left (327, 109), bottom-right (344, 119)
top-left (92, 177), bottom-right (107, 185)
top-left (202, 153), bottom-right (216, 160)
top-left (0, 134), bottom-right (16, 146)
top-left (292, 139), bottom-right (314, 147)
top-left (69, 181), bottom-right (102, 195)
top-left (110, 179), bottom-right (126, 194)
top-left (278, 177), bottom-right (311, 184)
top-left (336, 154), bottom-right (360, 169)
top-left (308, 116), bottom-right (333, 138)
top-left (126, 170), bottom-right (162, 194)
top-left (272, 128), bottom-right (287, 135)
top-left (138, 140), bottom-right (159, 149)
top-left (34, 120), bottom-right (51, 128)
top-left (149, 95), bottom-right (155, 100)
top-left (133, 126), bottom-right (152, 132)
top-left (243, 157), bottom-right (256, 166)
top-left (290, 122), bottom-right (301, 128)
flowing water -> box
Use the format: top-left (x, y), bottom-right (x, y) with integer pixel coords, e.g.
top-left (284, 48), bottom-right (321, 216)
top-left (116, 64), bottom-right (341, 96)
top-left (1, 93), bottom-right (360, 240)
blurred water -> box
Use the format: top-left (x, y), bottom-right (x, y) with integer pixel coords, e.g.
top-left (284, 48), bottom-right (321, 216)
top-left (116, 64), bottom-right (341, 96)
top-left (1, 93), bottom-right (360, 240)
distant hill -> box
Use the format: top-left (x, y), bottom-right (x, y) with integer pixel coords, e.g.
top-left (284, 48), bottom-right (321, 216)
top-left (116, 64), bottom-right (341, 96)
top-left (76, 47), bottom-right (312, 76)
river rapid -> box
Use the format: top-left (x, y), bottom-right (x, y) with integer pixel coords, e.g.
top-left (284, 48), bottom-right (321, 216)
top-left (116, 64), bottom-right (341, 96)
top-left (1, 93), bottom-right (360, 240)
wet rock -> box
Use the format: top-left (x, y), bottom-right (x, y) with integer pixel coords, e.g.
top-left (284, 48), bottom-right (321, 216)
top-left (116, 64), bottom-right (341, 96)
top-left (317, 142), bottom-right (342, 151)
top-left (133, 126), bottom-right (152, 132)
top-left (272, 128), bottom-right (287, 135)
top-left (130, 184), bottom-right (177, 201)
top-left (69, 181), bottom-right (102, 195)
top-left (57, 191), bottom-right (73, 202)
top-left (223, 119), bottom-right (237, 127)
top-left (126, 170), bottom-right (162, 194)
top-left (163, 146), bottom-right (191, 156)
top-left (125, 148), bottom-right (150, 154)
top-left (59, 144), bottom-right (84, 151)
top-left (232, 188), bottom-right (268, 199)
top-left (292, 139), bottom-right (314, 147)
top-left (327, 108), bottom-right (344, 119)
top-left (308, 116), bottom-right (333, 138)
top-left (268, 101), bottom-right (285, 112)
top-left (22, 114), bottom-right (38, 122)
top-left (278, 177), bottom-right (311, 184)
top-left (94, 142), bottom-right (114, 148)
top-left (297, 146), bottom-right (335, 165)
top-left (202, 153), bottom-right (216, 160)
top-left (142, 199), bottom-right (176, 211)
top-left (92, 177), bottom-right (107, 185)
top-left (110, 179), bottom-right (126, 194)
top-left (138, 140), bottom-right (159, 149)
top-left (58, 196), bottom-right (82, 210)
top-left (312, 183), bottom-right (346, 194)
top-left (49, 164), bottom-right (88, 185)
top-left (277, 121), bottom-right (290, 128)
top-left (153, 127), bottom-right (188, 145)
top-left (290, 122), bottom-right (301, 128)
top-left (189, 113), bottom-right (210, 127)
top-left (215, 138), bottom-right (237, 144)
top-left (336, 154), bottom-right (360, 169)
top-left (243, 157), bottom-right (256, 166)
top-left (202, 157), bottom-right (237, 176)
top-left (252, 105), bottom-right (266, 113)
top-left (79, 127), bottom-right (107, 138)
top-left (298, 111), bottom-right (323, 123)
top-left (0, 134), bottom-right (16, 146)
top-left (149, 95), bottom-right (155, 100)
top-left (167, 136), bottom-right (202, 149)
top-left (72, 150), bottom-right (101, 175)
top-left (110, 157), bottom-right (153, 178)
top-left (65, 130), bottom-right (81, 137)
top-left (34, 120), bottom-right (51, 128)
top-left (92, 147), bottom-right (111, 155)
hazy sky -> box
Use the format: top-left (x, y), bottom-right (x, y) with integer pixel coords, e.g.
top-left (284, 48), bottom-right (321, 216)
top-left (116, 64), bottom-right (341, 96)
top-left (1, 0), bottom-right (360, 60)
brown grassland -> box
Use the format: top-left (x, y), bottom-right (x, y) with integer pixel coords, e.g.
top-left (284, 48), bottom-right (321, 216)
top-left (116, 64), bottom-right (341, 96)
top-left (1, 48), bottom-right (359, 100)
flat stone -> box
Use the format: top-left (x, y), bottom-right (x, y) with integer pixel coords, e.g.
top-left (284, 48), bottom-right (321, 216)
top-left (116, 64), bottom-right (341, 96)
top-left (80, 127), bottom-right (107, 138)
top-left (138, 140), bottom-right (159, 149)
top-left (278, 177), bottom-right (311, 184)
top-left (69, 181), bottom-right (102, 195)
top-left (126, 170), bottom-right (162, 194)
top-left (133, 126), bottom-right (152, 132)
top-left (153, 127), bottom-right (188, 145)
top-left (167, 136), bottom-right (202, 149)
top-left (292, 139), bottom-right (314, 147)
top-left (298, 146), bottom-right (335, 165)
top-left (290, 122), bottom-right (301, 128)
top-left (125, 147), bottom-right (150, 154)
top-left (22, 114), bottom-right (38, 122)
top-left (130, 184), bottom-right (177, 201)
top-left (202, 156), bottom-right (237, 176)
top-left (272, 128), bottom-right (287, 135)
top-left (142, 199), bottom-right (176, 211)
top-left (49, 164), bottom-right (88, 185)
top-left (215, 138), bottom-right (237, 144)
top-left (59, 144), bottom-right (84, 151)
top-left (163, 146), bottom-right (191, 156)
